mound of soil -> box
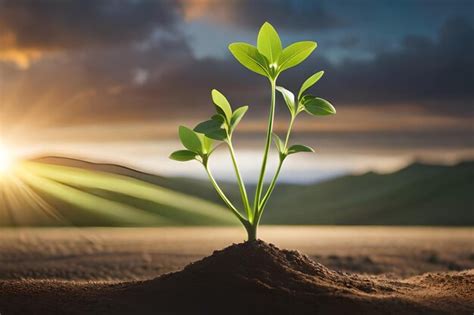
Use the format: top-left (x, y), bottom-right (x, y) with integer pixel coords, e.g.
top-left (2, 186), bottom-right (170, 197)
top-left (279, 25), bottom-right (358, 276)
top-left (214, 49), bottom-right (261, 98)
top-left (1, 240), bottom-right (472, 314)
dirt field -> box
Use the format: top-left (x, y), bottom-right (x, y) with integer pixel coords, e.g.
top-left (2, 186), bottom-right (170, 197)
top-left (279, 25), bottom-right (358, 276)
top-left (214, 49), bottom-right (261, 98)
top-left (1, 226), bottom-right (472, 280)
top-left (0, 227), bottom-right (473, 314)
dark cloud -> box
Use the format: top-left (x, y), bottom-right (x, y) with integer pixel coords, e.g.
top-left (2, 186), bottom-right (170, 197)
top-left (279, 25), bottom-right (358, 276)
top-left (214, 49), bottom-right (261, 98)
top-left (0, 0), bottom-right (179, 51)
top-left (336, 35), bottom-right (360, 49)
top-left (0, 0), bottom-right (472, 133)
top-left (280, 17), bottom-right (474, 116)
top-left (133, 17), bottom-right (474, 120)
top-left (212, 0), bottom-right (346, 31)
top-left (0, 34), bottom-right (195, 126)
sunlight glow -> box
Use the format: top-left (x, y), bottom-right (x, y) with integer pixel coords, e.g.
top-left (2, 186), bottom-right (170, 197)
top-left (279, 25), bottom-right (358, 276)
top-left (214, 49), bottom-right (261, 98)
top-left (0, 143), bottom-right (14, 174)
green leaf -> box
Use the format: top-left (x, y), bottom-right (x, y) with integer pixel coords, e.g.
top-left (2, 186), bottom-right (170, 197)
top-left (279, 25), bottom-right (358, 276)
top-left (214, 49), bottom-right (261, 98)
top-left (228, 42), bottom-right (269, 77)
top-left (194, 120), bottom-right (227, 141)
top-left (287, 144), bottom-right (314, 155)
top-left (276, 86), bottom-right (296, 114)
top-left (201, 136), bottom-right (214, 154)
top-left (230, 106), bottom-right (248, 132)
top-left (169, 150), bottom-right (197, 162)
top-left (178, 126), bottom-right (203, 153)
top-left (278, 41), bottom-right (317, 72)
top-left (205, 129), bottom-right (227, 141)
top-left (299, 94), bottom-right (312, 108)
top-left (194, 130), bottom-right (212, 154)
top-left (299, 71), bottom-right (324, 99)
top-left (302, 96), bottom-right (336, 116)
top-left (211, 114), bottom-right (225, 124)
top-left (211, 89), bottom-right (233, 122)
top-left (272, 133), bottom-right (285, 154)
top-left (257, 22), bottom-right (282, 64)
top-left (194, 119), bottom-right (223, 134)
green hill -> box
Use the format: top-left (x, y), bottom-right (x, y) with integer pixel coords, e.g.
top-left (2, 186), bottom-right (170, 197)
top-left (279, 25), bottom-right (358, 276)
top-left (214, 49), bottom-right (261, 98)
top-left (264, 161), bottom-right (474, 225)
top-left (4, 156), bottom-right (471, 226)
top-left (1, 158), bottom-right (236, 227)
top-left (33, 156), bottom-right (243, 207)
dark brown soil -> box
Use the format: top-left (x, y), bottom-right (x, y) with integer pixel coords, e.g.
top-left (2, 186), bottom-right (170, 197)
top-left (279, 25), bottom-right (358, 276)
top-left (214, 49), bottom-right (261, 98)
top-left (0, 240), bottom-right (472, 314)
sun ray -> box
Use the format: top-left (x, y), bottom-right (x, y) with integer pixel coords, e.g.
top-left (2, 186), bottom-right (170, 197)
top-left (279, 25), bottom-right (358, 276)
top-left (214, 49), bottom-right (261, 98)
top-left (1, 178), bottom-right (22, 225)
top-left (22, 161), bottom-right (234, 223)
top-left (9, 174), bottom-right (68, 225)
top-left (0, 149), bottom-right (68, 225)
top-left (16, 166), bottom-right (168, 225)
top-left (0, 181), bottom-right (15, 225)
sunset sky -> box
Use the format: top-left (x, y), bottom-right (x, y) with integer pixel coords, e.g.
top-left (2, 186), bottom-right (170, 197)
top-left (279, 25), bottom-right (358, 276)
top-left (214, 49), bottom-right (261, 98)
top-left (0, 0), bottom-right (473, 182)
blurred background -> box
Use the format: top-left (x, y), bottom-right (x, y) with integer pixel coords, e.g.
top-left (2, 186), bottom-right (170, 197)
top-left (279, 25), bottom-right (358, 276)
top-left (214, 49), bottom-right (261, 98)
top-left (0, 0), bottom-right (472, 227)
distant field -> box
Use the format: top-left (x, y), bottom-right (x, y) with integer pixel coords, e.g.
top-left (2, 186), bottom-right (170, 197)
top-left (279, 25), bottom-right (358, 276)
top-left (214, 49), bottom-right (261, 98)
top-left (1, 226), bottom-right (472, 281)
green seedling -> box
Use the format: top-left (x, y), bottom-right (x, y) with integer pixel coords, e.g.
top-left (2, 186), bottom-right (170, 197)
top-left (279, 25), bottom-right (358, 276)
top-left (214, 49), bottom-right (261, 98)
top-left (170, 22), bottom-right (336, 241)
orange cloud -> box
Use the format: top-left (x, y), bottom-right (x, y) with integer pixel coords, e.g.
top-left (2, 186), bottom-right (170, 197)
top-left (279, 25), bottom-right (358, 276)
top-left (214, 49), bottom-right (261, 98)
top-left (0, 32), bottom-right (43, 69)
top-left (179, 0), bottom-right (232, 23)
top-left (0, 49), bottom-right (43, 69)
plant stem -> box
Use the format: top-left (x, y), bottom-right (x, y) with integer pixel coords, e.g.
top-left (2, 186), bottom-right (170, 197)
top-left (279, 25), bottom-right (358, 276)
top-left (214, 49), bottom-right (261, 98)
top-left (284, 115), bottom-right (295, 148)
top-left (258, 159), bottom-right (283, 212)
top-left (246, 224), bottom-right (257, 241)
top-left (257, 115), bottom-right (296, 217)
top-left (204, 165), bottom-right (247, 225)
top-left (227, 139), bottom-right (252, 220)
top-left (253, 79), bottom-right (276, 214)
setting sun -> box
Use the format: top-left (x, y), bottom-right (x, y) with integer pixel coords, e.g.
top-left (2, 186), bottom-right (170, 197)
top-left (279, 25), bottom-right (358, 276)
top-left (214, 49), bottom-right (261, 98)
top-left (0, 143), bottom-right (14, 173)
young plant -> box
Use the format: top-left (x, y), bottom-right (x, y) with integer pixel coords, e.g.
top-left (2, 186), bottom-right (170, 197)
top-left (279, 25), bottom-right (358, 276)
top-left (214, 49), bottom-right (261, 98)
top-left (170, 22), bottom-right (336, 241)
